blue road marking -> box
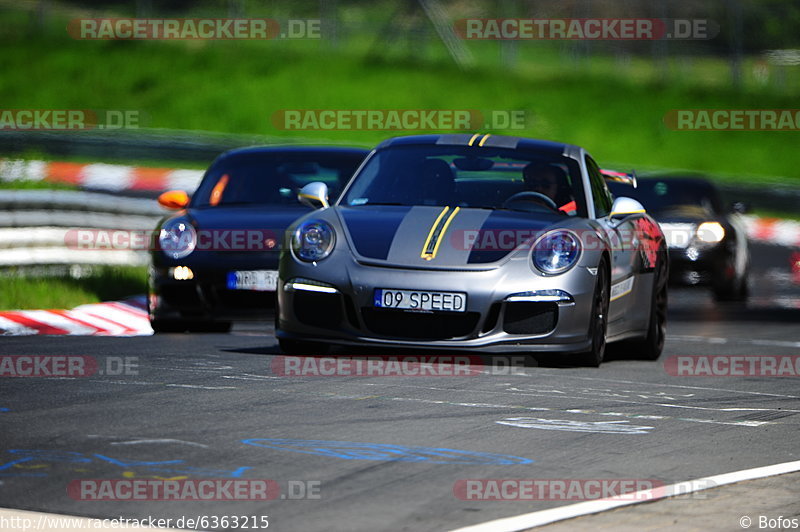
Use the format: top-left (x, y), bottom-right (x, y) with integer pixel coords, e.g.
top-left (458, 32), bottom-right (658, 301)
top-left (242, 439), bottom-right (533, 465)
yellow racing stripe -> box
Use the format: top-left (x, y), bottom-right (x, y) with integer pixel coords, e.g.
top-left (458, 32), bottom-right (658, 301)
top-left (467, 133), bottom-right (481, 146)
top-left (420, 206), bottom-right (450, 260)
top-left (478, 134), bottom-right (491, 146)
top-left (429, 206), bottom-right (461, 259)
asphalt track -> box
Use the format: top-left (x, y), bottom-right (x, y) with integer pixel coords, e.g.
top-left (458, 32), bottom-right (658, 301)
top-left (1, 242), bottom-right (798, 531)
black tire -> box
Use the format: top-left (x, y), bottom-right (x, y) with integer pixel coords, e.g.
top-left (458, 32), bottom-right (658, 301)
top-left (278, 338), bottom-right (330, 356)
top-left (633, 252), bottom-right (668, 361)
top-left (712, 270), bottom-right (749, 303)
top-left (575, 258), bottom-right (609, 367)
top-left (150, 319), bottom-right (187, 333)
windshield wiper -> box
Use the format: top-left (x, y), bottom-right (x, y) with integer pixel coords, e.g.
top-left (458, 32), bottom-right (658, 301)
top-left (351, 202), bottom-right (406, 206)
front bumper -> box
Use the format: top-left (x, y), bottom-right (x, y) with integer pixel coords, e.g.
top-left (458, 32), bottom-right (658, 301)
top-left (277, 255), bottom-right (597, 354)
top-left (667, 244), bottom-right (733, 287)
top-left (149, 266), bottom-right (276, 320)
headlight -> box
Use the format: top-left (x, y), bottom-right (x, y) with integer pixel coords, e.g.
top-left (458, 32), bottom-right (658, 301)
top-left (292, 220), bottom-right (336, 262)
top-left (696, 222), bottom-right (725, 243)
top-left (532, 230), bottom-right (581, 275)
top-left (158, 217), bottom-right (196, 259)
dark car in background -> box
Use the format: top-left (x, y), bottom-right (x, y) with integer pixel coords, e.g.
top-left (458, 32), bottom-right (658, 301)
top-left (608, 177), bottom-right (749, 302)
top-left (148, 145), bottom-right (369, 332)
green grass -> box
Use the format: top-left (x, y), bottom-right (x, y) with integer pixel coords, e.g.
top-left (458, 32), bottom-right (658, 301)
top-left (0, 179), bottom-right (77, 190)
top-left (750, 208), bottom-right (800, 222)
top-left (1, 5), bottom-right (799, 186)
top-left (0, 266), bottom-right (147, 310)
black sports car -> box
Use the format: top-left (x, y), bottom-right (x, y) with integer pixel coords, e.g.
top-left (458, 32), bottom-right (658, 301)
top-left (148, 145), bottom-right (369, 332)
top-left (608, 176), bottom-right (749, 302)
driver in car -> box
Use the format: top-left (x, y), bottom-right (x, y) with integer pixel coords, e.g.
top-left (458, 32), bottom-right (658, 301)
top-left (522, 163), bottom-right (577, 215)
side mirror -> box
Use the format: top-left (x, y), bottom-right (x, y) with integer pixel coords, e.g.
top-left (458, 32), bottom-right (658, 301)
top-left (298, 182), bottom-right (329, 209)
top-left (158, 190), bottom-right (190, 210)
top-left (609, 197), bottom-right (646, 219)
top-left (731, 201), bottom-right (749, 214)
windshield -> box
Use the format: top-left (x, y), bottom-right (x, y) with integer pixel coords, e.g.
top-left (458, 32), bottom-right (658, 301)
top-left (340, 145), bottom-right (587, 217)
top-left (609, 179), bottom-right (723, 217)
top-left (191, 151), bottom-right (365, 208)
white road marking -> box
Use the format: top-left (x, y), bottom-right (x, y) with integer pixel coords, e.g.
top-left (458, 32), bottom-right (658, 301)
top-left (100, 380), bottom-right (162, 386)
top-left (222, 374), bottom-right (282, 381)
top-left (496, 418), bottom-right (654, 434)
top-left (670, 334), bottom-right (800, 349)
top-left (370, 383), bottom-right (783, 420)
top-left (448, 459), bottom-right (800, 532)
top-left (110, 439), bottom-right (209, 448)
top-left (267, 386), bottom-right (774, 428)
top-left (355, 380), bottom-right (797, 413)
top-left (528, 373), bottom-right (800, 399)
top-left (165, 384), bottom-right (237, 390)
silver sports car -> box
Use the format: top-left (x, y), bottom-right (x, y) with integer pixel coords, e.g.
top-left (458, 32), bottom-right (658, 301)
top-left (276, 134), bottom-right (668, 366)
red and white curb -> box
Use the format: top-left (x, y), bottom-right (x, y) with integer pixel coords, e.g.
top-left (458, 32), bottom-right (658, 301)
top-left (0, 158), bottom-right (203, 193)
top-left (0, 296), bottom-right (152, 336)
top-left (743, 215), bottom-right (800, 248)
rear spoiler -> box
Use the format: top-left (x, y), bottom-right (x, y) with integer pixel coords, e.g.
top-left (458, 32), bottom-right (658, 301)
top-left (601, 169), bottom-right (637, 188)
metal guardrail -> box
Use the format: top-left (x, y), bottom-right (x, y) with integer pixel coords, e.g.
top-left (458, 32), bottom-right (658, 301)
top-left (0, 190), bottom-right (164, 267)
top-left (0, 129), bottom-right (369, 163)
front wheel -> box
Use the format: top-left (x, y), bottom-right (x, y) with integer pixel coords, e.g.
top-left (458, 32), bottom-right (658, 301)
top-left (574, 259), bottom-right (609, 367)
top-left (712, 269), bottom-right (749, 303)
top-left (634, 261), bottom-right (668, 361)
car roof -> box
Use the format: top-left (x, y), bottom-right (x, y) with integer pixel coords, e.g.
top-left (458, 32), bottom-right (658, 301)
top-left (374, 134), bottom-right (581, 158)
top-left (215, 145), bottom-right (370, 162)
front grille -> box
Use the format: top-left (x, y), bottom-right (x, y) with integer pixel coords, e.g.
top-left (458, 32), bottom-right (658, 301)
top-left (361, 308), bottom-right (480, 339)
top-left (293, 291), bottom-right (342, 328)
top-left (502, 302), bottom-right (557, 335)
top-left (481, 302), bottom-right (502, 333)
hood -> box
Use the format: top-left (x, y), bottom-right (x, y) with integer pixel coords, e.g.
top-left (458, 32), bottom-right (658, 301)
top-left (185, 205), bottom-right (310, 243)
top-left (653, 205), bottom-right (718, 224)
top-left (337, 205), bottom-right (565, 268)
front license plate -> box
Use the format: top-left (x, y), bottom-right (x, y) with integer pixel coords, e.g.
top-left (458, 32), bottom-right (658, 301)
top-left (227, 270), bottom-right (278, 292)
top-left (374, 289), bottom-right (467, 312)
